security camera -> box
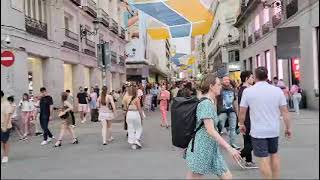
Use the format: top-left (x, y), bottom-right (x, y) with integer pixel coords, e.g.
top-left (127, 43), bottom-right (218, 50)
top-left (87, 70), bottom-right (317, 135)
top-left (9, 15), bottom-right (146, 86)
top-left (4, 35), bottom-right (11, 44)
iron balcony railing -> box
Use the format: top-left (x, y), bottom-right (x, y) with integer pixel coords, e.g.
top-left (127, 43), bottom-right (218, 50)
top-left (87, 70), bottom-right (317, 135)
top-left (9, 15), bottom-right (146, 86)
top-left (254, 29), bottom-right (261, 41)
top-left (63, 29), bottom-right (79, 51)
top-left (110, 19), bottom-right (118, 34)
top-left (272, 12), bottom-right (282, 28)
top-left (98, 8), bottom-right (109, 28)
top-left (70, 0), bottom-right (81, 6)
top-left (286, 0), bottom-right (298, 19)
top-left (82, 0), bottom-right (97, 18)
top-left (248, 34), bottom-right (253, 45)
top-left (25, 16), bottom-right (48, 39)
top-left (262, 22), bottom-right (270, 35)
top-left (120, 27), bottom-right (126, 39)
top-left (119, 56), bottom-right (125, 66)
top-left (84, 39), bottom-right (96, 57)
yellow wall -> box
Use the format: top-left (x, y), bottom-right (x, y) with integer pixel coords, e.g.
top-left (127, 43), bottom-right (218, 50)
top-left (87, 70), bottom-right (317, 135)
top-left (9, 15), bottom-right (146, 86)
top-left (229, 71), bottom-right (240, 81)
top-left (64, 64), bottom-right (73, 94)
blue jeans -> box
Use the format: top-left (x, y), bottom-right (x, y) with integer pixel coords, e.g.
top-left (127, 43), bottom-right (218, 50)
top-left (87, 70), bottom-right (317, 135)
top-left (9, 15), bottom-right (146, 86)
top-left (218, 112), bottom-right (237, 145)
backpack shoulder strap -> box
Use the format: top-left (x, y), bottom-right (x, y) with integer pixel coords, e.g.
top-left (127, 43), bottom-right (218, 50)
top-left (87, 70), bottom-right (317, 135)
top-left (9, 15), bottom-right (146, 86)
top-left (190, 97), bottom-right (209, 152)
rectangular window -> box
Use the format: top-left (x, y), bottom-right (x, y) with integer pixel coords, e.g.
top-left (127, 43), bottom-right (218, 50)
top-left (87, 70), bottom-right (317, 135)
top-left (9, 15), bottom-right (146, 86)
top-left (64, 16), bottom-right (69, 30)
top-left (27, 0), bottom-right (31, 17)
top-left (255, 14), bottom-right (260, 31)
top-left (248, 21), bottom-right (252, 35)
top-left (38, 0), bottom-right (42, 21)
top-left (263, 8), bottom-right (269, 24)
top-left (249, 57), bottom-right (253, 70)
top-left (243, 60), bottom-right (247, 71)
top-left (42, 0), bottom-right (46, 22)
top-left (265, 50), bottom-right (271, 80)
top-left (32, 0), bottom-right (36, 19)
top-left (256, 54), bottom-right (261, 67)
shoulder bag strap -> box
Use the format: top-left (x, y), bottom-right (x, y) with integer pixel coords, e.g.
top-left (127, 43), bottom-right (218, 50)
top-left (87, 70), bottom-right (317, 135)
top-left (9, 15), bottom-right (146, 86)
top-left (125, 96), bottom-right (136, 115)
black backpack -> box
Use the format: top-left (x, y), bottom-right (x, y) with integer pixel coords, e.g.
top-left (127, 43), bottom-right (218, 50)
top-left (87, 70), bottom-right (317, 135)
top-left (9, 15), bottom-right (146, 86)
top-left (171, 97), bottom-right (208, 152)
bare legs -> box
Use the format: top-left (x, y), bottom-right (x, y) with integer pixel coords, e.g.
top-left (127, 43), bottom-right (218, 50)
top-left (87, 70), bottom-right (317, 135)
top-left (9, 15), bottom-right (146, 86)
top-left (22, 112), bottom-right (31, 137)
top-left (1, 142), bottom-right (9, 158)
top-left (270, 153), bottom-right (280, 179)
top-left (101, 120), bottom-right (113, 144)
top-left (258, 154), bottom-right (280, 179)
top-left (55, 122), bottom-right (77, 146)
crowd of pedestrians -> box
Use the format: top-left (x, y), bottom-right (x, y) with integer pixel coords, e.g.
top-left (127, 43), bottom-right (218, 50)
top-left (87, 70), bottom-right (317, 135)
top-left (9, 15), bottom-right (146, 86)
top-left (1, 66), bottom-right (297, 179)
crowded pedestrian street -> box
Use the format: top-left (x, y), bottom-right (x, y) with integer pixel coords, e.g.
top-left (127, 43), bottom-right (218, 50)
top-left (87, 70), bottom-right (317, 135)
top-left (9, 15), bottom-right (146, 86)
top-left (1, 0), bottom-right (319, 179)
top-left (1, 109), bottom-right (318, 179)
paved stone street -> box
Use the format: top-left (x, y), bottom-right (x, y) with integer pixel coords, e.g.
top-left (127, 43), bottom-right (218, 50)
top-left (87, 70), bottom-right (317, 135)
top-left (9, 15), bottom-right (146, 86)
top-left (1, 109), bottom-right (319, 179)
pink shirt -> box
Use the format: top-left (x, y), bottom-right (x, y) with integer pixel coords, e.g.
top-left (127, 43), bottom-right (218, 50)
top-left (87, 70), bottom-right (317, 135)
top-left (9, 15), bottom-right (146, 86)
top-left (290, 85), bottom-right (300, 94)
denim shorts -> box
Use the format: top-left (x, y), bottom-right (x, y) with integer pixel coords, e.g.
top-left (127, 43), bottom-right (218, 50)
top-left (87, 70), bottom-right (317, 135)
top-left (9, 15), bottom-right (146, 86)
top-left (251, 137), bottom-right (279, 157)
top-left (1, 129), bottom-right (11, 143)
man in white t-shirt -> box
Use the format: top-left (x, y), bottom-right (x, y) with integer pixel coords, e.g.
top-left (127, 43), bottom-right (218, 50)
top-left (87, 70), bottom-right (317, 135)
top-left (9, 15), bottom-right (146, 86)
top-left (239, 67), bottom-right (292, 179)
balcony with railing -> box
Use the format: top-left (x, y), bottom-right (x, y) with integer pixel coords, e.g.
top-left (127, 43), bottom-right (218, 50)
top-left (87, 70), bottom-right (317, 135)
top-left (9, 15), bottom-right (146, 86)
top-left (82, 0), bottom-right (97, 18)
top-left (262, 22), bottom-right (271, 35)
top-left (111, 51), bottom-right (117, 64)
top-left (84, 39), bottom-right (96, 57)
top-left (286, 0), bottom-right (298, 19)
top-left (248, 34), bottom-right (253, 45)
top-left (272, 12), bottom-right (282, 28)
top-left (254, 29), bottom-right (261, 41)
top-left (98, 8), bottom-right (109, 28)
top-left (110, 19), bottom-right (119, 35)
top-left (120, 27), bottom-right (126, 40)
top-left (119, 56), bottom-right (125, 66)
top-left (25, 16), bottom-right (48, 39)
top-left (70, 0), bottom-right (81, 6)
top-left (63, 29), bottom-right (79, 51)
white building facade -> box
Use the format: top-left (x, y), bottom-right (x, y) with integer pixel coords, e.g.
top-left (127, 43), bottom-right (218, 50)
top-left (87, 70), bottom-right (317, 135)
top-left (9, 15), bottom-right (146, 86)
top-left (204, 0), bottom-right (241, 79)
top-left (1, 0), bottom-right (128, 105)
top-left (235, 0), bottom-right (319, 109)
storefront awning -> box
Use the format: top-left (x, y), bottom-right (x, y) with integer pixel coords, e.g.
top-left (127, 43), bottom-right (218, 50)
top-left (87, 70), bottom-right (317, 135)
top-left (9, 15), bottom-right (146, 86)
top-left (131, 0), bottom-right (214, 39)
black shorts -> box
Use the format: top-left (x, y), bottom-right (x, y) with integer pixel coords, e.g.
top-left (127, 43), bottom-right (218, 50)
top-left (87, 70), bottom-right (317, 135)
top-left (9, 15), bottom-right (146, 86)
top-left (251, 137), bottom-right (279, 157)
top-left (1, 129), bottom-right (11, 143)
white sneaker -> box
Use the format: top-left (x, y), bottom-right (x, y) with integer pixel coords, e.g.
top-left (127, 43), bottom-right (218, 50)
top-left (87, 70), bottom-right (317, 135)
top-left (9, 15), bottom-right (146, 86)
top-left (135, 140), bottom-right (142, 148)
top-left (47, 137), bottom-right (54, 142)
top-left (81, 120), bottom-right (86, 124)
top-left (41, 141), bottom-right (48, 145)
top-left (131, 144), bottom-right (137, 150)
top-left (2, 156), bottom-right (8, 163)
top-left (107, 137), bottom-right (114, 142)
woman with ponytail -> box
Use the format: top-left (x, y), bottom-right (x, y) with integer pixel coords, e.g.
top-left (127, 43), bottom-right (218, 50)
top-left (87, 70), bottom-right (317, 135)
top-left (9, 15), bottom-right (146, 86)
top-left (97, 86), bottom-right (116, 145)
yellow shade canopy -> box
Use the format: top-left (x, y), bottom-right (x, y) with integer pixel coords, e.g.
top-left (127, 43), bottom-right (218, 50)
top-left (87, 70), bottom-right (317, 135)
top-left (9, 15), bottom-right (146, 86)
top-left (132, 0), bottom-right (214, 39)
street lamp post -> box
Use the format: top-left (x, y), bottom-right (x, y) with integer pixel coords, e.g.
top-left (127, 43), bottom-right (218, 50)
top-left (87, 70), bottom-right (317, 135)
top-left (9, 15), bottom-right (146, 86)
top-left (80, 19), bottom-right (101, 41)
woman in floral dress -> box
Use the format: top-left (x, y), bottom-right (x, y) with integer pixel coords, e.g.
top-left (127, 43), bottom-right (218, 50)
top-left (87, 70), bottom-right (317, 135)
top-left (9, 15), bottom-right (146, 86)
top-left (186, 74), bottom-right (242, 179)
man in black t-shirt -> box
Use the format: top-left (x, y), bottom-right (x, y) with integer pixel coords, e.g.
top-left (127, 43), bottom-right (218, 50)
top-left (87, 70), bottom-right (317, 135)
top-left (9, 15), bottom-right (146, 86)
top-left (39, 87), bottom-right (54, 146)
top-left (77, 87), bottom-right (88, 123)
top-left (237, 71), bottom-right (258, 169)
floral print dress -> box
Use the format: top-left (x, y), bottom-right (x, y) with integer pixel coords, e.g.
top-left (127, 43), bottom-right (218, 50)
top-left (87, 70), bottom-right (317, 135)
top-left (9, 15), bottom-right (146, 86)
top-left (186, 99), bottom-right (229, 176)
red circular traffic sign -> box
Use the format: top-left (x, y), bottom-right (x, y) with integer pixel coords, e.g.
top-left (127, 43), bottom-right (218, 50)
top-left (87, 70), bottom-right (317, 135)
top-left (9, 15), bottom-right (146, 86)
top-left (1, 51), bottom-right (15, 67)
